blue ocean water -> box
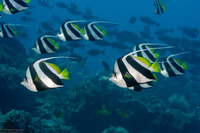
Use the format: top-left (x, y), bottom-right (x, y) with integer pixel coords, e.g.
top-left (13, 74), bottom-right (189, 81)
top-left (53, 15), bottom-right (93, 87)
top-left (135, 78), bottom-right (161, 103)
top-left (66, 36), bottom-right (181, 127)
top-left (0, 0), bottom-right (200, 133)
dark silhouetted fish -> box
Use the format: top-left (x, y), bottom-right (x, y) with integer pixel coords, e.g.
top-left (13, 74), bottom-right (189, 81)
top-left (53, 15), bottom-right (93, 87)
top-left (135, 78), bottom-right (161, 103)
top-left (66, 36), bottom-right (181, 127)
top-left (56, 2), bottom-right (68, 9)
top-left (37, 0), bottom-right (52, 9)
top-left (87, 49), bottom-right (105, 56)
top-left (181, 26), bottom-right (199, 38)
top-left (129, 16), bottom-right (137, 24)
top-left (66, 2), bottom-right (82, 15)
top-left (21, 16), bottom-right (36, 22)
top-left (40, 21), bottom-right (54, 31)
top-left (101, 60), bottom-right (110, 71)
top-left (139, 16), bottom-right (160, 27)
top-left (155, 28), bottom-right (174, 35)
top-left (51, 15), bottom-right (63, 24)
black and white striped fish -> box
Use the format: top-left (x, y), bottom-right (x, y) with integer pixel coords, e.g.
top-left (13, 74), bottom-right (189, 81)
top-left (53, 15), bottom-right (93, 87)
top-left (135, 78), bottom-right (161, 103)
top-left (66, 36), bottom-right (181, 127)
top-left (0, 0), bottom-right (30, 15)
top-left (153, 0), bottom-right (167, 15)
top-left (109, 50), bottom-right (160, 91)
top-left (80, 21), bottom-right (117, 41)
top-left (0, 23), bottom-right (17, 38)
top-left (33, 35), bottom-right (59, 54)
top-left (0, 23), bottom-right (28, 38)
top-left (21, 57), bottom-right (74, 92)
top-left (161, 52), bottom-right (189, 77)
top-left (57, 20), bottom-right (85, 41)
top-left (133, 43), bottom-right (161, 63)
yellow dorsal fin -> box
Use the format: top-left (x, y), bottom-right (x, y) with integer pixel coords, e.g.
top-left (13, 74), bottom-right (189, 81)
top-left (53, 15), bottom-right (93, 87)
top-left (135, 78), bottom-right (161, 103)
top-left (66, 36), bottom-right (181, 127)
top-left (80, 28), bottom-right (85, 34)
top-left (174, 58), bottom-right (182, 65)
top-left (60, 68), bottom-right (69, 80)
top-left (147, 46), bottom-right (155, 53)
top-left (72, 24), bottom-right (80, 30)
top-left (96, 25), bottom-right (103, 31)
top-left (48, 38), bottom-right (55, 44)
top-left (124, 72), bottom-right (132, 79)
top-left (25, 0), bottom-right (31, 3)
top-left (181, 62), bottom-right (188, 70)
top-left (153, 73), bottom-right (157, 82)
top-left (151, 60), bottom-right (160, 72)
top-left (0, 3), bottom-right (3, 12)
top-left (45, 62), bottom-right (61, 73)
top-left (48, 38), bottom-right (59, 50)
top-left (154, 53), bottom-right (160, 60)
top-left (135, 56), bottom-right (151, 67)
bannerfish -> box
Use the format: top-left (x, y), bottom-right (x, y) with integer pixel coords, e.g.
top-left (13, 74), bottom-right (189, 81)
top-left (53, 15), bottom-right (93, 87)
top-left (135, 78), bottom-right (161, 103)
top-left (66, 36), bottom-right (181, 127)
top-left (21, 57), bottom-right (74, 92)
top-left (0, 0), bottom-right (30, 15)
top-left (133, 43), bottom-right (164, 63)
top-left (109, 50), bottom-right (160, 91)
top-left (33, 35), bottom-right (59, 54)
top-left (153, 0), bottom-right (167, 15)
top-left (0, 23), bottom-right (27, 38)
top-left (57, 20), bottom-right (85, 41)
top-left (80, 21), bottom-right (118, 41)
top-left (161, 52), bottom-right (189, 77)
top-left (110, 46), bottom-right (173, 91)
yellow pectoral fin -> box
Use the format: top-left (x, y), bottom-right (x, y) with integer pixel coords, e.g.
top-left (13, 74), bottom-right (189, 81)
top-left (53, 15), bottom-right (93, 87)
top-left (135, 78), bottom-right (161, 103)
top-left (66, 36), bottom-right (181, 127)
top-left (174, 58), bottom-right (183, 65)
top-left (60, 68), bottom-right (69, 80)
top-left (45, 62), bottom-right (61, 73)
top-left (48, 38), bottom-right (55, 44)
top-left (34, 75), bottom-right (40, 82)
top-left (72, 24), bottom-right (80, 30)
top-left (151, 60), bottom-right (160, 72)
top-left (124, 72), bottom-right (132, 79)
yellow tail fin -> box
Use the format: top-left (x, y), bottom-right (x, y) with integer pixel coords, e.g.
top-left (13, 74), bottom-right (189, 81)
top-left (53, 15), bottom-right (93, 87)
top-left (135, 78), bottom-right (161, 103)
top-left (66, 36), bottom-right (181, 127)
top-left (182, 62), bottom-right (188, 70)
top-left (60, 68), bottom-right (69, 80)
top-left (151, 60), bottom-right (160, 72)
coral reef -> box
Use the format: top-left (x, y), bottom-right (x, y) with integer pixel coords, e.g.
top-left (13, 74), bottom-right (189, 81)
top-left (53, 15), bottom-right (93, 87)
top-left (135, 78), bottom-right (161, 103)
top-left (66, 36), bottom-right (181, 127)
top-left (102, 126), bottom-right (129, 133)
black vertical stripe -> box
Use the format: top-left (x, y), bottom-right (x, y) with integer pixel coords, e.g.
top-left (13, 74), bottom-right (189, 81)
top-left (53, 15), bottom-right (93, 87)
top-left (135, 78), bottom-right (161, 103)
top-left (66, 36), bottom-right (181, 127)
top-left (85, 24), bottom-right (96, 41)
top-left (61, 23), bottom-right (73, 41)
top-left (117, 57), bottom-right (139, 87)
top-left (43, 37), bottom-right (56, 52)
top-left (29, 63), bottom-right (50, 91)
top-left (126, 56), bottom-right (155, 80)
top-left (135, 45), bottom-right (142, 57)
top-left (6, 0), bottom-right (19, 14)
top-left (2, 25), bottom-right (15, 38)
top-left (67, 23), bottom-right (82, 38)
top-left (39, 62), bottom-right (64, 86)
top-left (169, 57), bottom-right (184, 74)
top-left (141, 45), bottom-right (156, 62)
top-left (14, 0), bottom-right (28, 7)
top-left (37, 37), bottom-right (48, 54)
top-left (91, 24), bottom-right (103, 39)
